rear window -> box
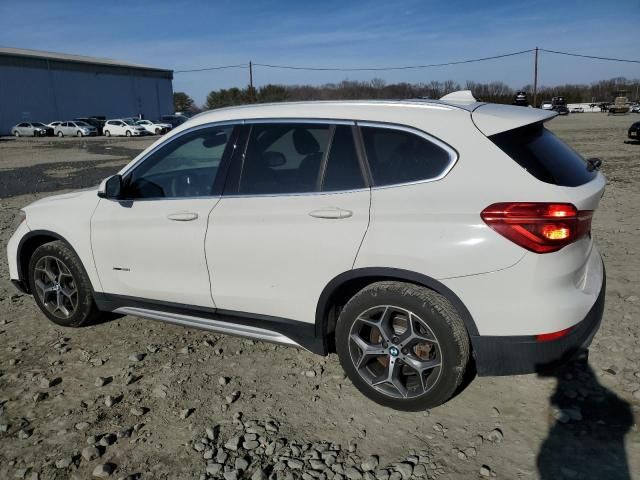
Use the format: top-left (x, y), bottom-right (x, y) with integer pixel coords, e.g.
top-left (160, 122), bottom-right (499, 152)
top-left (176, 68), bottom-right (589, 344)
top-left (490, 123), bottom-right (596, 187)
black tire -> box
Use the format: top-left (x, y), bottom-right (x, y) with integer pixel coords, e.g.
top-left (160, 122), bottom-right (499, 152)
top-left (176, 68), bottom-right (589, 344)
top-left (126, 130), bottom-right (131, 137)
top-left (28, 240), bottom-right (101, 327)
top-left (57, 131), bottom-right (63, 137)
top-left (336, 281), bottom-right (470, 411)
top-left (155, 128), bottom-right (161, 135)
top-left (104, 130), bottom-right (111, 137)
top-left (14, 131), bottom-right (20, 137)
top-left (76, 130), bottom-right (83, 137)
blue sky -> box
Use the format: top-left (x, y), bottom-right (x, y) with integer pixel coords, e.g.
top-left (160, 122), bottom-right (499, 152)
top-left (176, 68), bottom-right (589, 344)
top-left (1, 0), bottom-right (638, 105)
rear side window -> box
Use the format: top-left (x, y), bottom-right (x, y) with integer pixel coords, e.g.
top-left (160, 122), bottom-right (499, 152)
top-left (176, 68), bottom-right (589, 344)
top-left (489, 123), bottom-right (596, 187)
top-left (361, 126), bottom-right (453, 187)
top-left (239, 123), bottom-right (330, 195)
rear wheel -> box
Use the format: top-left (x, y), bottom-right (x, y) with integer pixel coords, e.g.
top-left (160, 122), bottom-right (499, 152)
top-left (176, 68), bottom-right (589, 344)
top-left (336, 281), bottom-right (470, 410)
top-left (28, 241), bottom-right (100, 327)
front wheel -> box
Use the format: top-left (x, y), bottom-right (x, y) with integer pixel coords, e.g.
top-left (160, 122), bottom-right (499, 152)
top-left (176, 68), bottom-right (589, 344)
top-left (126, 130), bottom-right (132, 137)
top-left (336, 281), bottom-right (470, 411)
top-left (104, 130), bottom-right (111, 137)
top-left (14, 131), bottom-right (20, 137)
top-left (57, 131), bottom-right (63, 137)
top-left (76, 130), bottom-right (83, 137)
top-left (28, 241), bottom-right (101, 327)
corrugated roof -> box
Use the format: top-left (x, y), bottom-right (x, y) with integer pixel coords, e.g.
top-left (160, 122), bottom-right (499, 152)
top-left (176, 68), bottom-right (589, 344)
top-left (0, 46), bottom-right (172, 73)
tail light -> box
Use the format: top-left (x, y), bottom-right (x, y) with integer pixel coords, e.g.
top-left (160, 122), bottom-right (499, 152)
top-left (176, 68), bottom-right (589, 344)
top-left (481, 202), bottom-right (592, 253)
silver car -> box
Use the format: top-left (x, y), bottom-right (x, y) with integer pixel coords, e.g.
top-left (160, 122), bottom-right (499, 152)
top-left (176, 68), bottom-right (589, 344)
top-left (54, 121), bottom-right (98, 137)
top-left (11, 122), bottom-right (53, 137)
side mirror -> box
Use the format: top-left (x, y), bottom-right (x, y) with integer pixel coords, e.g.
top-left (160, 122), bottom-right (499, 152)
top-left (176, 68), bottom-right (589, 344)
top-left (98, 174), bottom-right (123, 199)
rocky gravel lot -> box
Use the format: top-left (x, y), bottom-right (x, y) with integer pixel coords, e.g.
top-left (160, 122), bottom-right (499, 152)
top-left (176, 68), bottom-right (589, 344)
top-left (0, 114), bottom-right (639, 479)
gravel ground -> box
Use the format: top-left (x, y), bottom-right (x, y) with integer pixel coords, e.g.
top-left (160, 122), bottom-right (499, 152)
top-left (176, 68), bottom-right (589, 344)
top-left (0, 114), bottom-right (638, 480)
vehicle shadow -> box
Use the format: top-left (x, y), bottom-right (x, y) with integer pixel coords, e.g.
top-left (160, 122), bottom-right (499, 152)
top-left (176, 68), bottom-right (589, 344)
top-left (537, 356), bottom-right (633, 480)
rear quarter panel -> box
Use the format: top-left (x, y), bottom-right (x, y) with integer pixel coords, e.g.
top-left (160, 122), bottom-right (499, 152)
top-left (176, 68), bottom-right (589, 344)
top-left (354, 111), bottom-right (571, 279)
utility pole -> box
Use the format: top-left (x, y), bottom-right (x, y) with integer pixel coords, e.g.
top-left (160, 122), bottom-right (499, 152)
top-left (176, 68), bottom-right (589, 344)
top-left (249, 61), bottom-right (254, 103)
top-left (533, 47), bottom-right (539, 108)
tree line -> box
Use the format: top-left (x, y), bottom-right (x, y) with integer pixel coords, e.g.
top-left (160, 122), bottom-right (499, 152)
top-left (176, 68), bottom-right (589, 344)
top-left (174, 76), bottom-right (640, 112)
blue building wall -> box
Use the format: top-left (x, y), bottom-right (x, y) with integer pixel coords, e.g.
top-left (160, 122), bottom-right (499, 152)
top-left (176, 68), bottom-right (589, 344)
top-left (0, 56), bottom-right (173, 135)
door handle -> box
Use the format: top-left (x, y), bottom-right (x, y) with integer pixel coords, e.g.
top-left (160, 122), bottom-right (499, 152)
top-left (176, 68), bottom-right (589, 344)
top-left (167, 212), bottom-right (198, 221)
top-left (308, 208), bottom-right (353, 219)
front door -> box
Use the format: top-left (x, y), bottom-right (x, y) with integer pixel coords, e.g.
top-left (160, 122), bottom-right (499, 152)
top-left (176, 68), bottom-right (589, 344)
top-left (207, 122), bottom-right (371, 324)
top-left (91, 123), bottom-right (238, 307)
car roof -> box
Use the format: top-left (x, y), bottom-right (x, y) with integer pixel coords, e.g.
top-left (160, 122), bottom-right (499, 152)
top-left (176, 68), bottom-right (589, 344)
top-left (181, 97), bottom-right (554, 137)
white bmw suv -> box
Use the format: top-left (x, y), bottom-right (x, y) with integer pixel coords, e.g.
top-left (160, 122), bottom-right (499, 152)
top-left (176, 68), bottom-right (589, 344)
top-left (7, 93), bottom-right (606, 410)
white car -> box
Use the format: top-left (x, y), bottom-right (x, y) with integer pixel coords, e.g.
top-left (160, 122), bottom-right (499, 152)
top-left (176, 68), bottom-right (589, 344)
top-left (541, 101), bottom-right (554, 110)
top-left (135, 119), bottom-right (172, 135)
top-left (103, 119), bottom-right (147, 137)
top-left (7, 93), bottom-right (605, 410)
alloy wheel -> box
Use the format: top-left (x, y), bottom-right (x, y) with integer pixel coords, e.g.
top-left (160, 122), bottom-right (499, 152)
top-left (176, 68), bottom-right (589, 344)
top-left (33, 256), bottom-right (78, 319)
top-left (348, 305), bottom-right (442, 399)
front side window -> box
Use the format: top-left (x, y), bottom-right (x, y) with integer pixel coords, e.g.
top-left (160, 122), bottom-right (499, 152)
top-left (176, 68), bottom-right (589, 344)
top-left (239, 123), bottom-right (330, 194)
top-left (123, 125), bottom-right (234, 199)
top-left (361, 126), bottom-right (453, 187)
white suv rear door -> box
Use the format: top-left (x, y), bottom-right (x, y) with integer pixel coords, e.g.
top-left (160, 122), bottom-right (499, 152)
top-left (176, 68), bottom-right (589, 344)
top-left (91, 124), bottom-right (239, 307)
top-left (206, 122), bottom-right (371, 324)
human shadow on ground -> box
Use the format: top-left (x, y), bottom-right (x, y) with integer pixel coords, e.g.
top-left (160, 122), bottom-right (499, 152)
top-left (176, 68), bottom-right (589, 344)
top-left (537, 356), bottom-right (634, 480)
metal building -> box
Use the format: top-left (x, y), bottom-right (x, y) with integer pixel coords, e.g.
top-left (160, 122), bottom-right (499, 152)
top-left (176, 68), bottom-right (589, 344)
top-left (0, 47), bottom-right (173, 135)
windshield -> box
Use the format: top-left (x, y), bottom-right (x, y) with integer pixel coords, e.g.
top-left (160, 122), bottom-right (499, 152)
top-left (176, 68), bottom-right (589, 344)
top-left (32, 123), bottom-right (47, 127)
top-left (75, 121), bottom-right (90, 127)
top-left (124, 119), bottom-right (137, 126)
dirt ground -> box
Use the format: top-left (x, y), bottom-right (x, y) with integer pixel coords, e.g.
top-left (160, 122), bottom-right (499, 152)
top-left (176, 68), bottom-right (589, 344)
top-left (0, 114), bottom-right (639, 480)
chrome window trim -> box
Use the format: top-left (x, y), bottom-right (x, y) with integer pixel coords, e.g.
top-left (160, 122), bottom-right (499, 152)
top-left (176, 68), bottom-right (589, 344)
top-left (116, 117), bottom-right (459, 201)
top-left (356, 121), bottom-right (459, 190)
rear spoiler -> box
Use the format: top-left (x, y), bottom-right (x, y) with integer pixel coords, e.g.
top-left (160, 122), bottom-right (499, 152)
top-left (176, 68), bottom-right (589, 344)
top-left (472, 103), bottom-right (557, 136)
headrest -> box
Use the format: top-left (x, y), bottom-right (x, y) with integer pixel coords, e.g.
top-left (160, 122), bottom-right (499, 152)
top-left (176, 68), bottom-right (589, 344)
top-left (293, 129), bottom-right (320, 155)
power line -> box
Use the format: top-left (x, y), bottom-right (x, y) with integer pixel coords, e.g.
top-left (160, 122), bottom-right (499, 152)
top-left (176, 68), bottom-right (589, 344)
top-left (253, 49), bottom-right (534, 72)
top-left (540, 48), bottom-right (640, 64)
top-left (171, 48), bottom-right (640, 77)
top-left (175, 63), bottom-right (248, 73)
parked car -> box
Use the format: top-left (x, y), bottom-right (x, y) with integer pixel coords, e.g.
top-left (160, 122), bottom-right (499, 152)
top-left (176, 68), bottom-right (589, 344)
top-left (570, 107), bottom-right (584, 113)
top-left (160, 114), bottom-right (188, 129)
top-left (11, 122), bottom-right (54, 137)
top-left (47, 121), bottom-right (63, 129)
top-left (54, 121), bottom-right (98, 137)
top-left (554, 105), bottom-right (570, 115)
top-left (135, 119), bottom-right (172, 135)
top-left (103, 119), bottom-right (147, 137)
top-left (630, 105), bottom-right (640, 113)
top-left (628, 121), bottom-right (640, 140)
top-left (7, 96), bottom-right (606, 410)
top-left (75, 117), bottom-right (105, 136)
top-left (541, 101), bottom-right (553, 110)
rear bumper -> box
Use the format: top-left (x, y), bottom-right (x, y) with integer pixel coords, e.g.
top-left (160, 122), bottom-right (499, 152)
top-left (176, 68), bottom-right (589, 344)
top-left (472, 271), bottom-right (605, 376)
